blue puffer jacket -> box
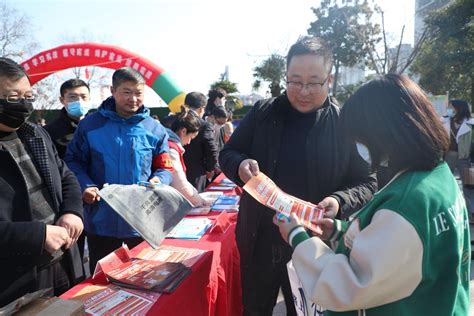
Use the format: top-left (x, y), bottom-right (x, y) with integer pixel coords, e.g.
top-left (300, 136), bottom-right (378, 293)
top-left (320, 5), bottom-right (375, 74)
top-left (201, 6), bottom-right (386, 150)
top-left (65, 97), bottom-right (172, 238)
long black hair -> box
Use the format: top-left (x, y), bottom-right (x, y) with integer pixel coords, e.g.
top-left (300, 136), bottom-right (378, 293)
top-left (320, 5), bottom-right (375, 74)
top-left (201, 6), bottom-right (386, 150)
top-left (450, 99), bottom-right (471, 123)
top-left (341, 74), bottom-right (449, 173)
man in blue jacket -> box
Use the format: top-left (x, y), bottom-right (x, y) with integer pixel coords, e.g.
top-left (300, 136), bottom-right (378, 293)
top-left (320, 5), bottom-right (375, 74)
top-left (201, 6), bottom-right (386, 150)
top-left (65, 67), bottom-right (173, 272)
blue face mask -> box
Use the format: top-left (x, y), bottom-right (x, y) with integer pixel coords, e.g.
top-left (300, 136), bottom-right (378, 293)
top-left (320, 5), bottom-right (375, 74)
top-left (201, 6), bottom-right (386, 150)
top-left (447, 108), bottom-right (455, 118)
top-left (356, 142), bottom-right (371, 165)
top-left (66, 100), bottom-right (90, 118)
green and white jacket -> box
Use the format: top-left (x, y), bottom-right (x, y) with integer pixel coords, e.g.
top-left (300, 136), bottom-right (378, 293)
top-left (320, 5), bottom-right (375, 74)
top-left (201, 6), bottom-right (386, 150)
top-left (290, 162), bottom-right (470, 315)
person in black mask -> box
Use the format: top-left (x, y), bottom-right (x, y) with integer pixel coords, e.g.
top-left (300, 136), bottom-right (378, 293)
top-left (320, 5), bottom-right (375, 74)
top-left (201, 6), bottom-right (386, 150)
top-left (0, 57), bottom-right (84, 307)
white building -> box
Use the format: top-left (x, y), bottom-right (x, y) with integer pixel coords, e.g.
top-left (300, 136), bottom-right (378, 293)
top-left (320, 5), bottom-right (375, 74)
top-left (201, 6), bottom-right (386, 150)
top-left (415, 0), bottom-right (453, 41)
top-left (338, 65), bottom-right (365, 87)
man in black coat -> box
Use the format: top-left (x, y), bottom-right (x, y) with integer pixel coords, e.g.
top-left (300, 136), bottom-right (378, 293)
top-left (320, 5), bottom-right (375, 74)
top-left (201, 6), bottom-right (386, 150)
top-left (219, 37), bottom-right (377, 315)
top-left (0, 58), bottom-right (84, 307)
top-left (44, 78), bottom-right (91, 159)
top-left (183, 92), bottom-right (219, 192)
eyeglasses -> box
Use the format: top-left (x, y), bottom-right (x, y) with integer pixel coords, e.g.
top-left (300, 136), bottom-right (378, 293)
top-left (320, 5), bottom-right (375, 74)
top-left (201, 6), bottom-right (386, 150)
top-left (3, 94), bottom-right (36, 104)
top-left (286, 73), bottom-right (331, 93)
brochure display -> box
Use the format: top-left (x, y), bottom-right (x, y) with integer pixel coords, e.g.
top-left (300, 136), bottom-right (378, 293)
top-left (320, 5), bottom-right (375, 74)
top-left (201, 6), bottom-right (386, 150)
top-left (166, 218), bottom-right (213, 240)
top-left (211, 195), bottom-right (240, 212)
top-left (76, 245), bottom-right (209, 315)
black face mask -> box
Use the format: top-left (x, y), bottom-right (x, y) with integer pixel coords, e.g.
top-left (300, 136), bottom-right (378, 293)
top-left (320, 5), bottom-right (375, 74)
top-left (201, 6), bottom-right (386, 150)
top-left (0, 99), bottom-right (34, 129)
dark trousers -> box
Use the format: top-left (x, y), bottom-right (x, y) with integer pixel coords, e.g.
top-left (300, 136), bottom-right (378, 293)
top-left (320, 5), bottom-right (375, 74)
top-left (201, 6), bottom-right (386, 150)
top-left (37, 260), bottom-right (71, 296)
top-left (239, 225), bottom-right (297, 316)
top-left (87, 234), bottom-right (143, 274)
top-left (187, 174), bottom-right (207, 192)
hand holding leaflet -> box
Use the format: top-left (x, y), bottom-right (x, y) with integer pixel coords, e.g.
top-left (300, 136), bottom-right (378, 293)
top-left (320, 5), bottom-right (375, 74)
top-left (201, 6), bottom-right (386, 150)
top-left (243, 172), bottom-right (324, 234)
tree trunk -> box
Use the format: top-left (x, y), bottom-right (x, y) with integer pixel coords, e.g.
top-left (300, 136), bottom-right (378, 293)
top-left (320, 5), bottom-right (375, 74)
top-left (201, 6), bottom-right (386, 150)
top-left (471, 77), bottom-right (474, 107)
top-left (271, 82), bottom-right (282, 97)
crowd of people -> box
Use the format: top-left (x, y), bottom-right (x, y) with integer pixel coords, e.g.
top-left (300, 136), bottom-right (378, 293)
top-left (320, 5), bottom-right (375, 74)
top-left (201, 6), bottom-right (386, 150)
top-left (0, 34), bottom-right (471, 315)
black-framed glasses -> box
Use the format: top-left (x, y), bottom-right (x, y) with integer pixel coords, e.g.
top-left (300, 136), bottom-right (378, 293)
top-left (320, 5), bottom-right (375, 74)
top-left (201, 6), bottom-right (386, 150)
top-left (3, 94), bottom-right (36, 104)
top-left (286, 73), bottom-right (331, 93)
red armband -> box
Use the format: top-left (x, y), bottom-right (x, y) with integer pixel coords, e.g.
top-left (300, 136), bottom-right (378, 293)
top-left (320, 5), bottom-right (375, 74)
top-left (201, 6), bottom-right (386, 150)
top-left (152, 152), bottom-right (174, 173)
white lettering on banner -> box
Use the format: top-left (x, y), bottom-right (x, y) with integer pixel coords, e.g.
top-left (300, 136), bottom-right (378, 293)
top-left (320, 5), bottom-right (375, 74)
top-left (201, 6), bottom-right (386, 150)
top-left (77, 48), bottom-right (82, 56)
top-left (125, 59), bottom-right (132, 67)
top-left (116, 54), bottom-right (123, 63)
top-left (23, 63), bottom-right (30, 71)
top-left (132, 62), bottom-right (140, 70)
top-left (95, 49), bottom-right (101, 58)
top-left (46, 53), bottom-right (52, 61)
top-left (52, 51), bottom-right (58, 59)
top-left (39, 56), bottom-right (45, 64)
top-left (62, 49), bottom-right (69, 58)
top-left (69, 48), bottom-right (76, 56)
top-left (32, 58), bottom-right (38, 67)
top-left (109, 52), bottom-right (115, 61)
top-left (84, 48), bottom-right (90, 57)
top-left (433, 213), bottom-right (450, 235)
top-left (139, 66), bottom-right (146, 75)
top-left (101, 50), bottom-right (108, 58)
top-left (145, 70), bottom-right (152, 79)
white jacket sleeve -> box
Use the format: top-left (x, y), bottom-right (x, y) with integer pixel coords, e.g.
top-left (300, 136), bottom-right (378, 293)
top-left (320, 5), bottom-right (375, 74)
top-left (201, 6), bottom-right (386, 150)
top-left (292, 209), bottom-right (423, 312)
top-left (169, 148), bottom-right (202, 206)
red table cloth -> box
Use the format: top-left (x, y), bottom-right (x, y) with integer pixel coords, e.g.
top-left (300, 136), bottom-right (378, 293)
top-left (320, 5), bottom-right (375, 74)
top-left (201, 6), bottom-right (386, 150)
top-left (61, 174), bottom-right (242, 316)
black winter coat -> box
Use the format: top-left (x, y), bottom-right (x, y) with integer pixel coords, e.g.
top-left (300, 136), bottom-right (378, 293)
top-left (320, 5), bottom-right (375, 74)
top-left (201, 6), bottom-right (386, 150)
top-left (183, 111), bottom-right (218, 191)
top-left (44, 108), bottom-right (79, 159)
top-left (219, 94), bottom-right (377, 267)
top-left (0, 122), bottom-right (83, 306)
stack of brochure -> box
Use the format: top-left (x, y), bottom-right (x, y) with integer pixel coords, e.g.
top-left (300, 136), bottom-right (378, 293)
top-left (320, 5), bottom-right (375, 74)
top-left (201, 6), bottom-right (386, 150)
top-left (207, 178), bottom-right (237, 191)
top-left (166, 218), bottom-right (213, 240)
top-left (211, 195), bottom-right (240, 212)
top-left (106, 259), bottom-right (191, 293)
top-left (187, 192), bottom-right (224, 216)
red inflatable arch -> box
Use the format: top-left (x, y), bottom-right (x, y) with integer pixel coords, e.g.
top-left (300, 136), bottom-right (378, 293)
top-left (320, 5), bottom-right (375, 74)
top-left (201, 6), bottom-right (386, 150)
top-left (21, 43), bottom-right (185, 112)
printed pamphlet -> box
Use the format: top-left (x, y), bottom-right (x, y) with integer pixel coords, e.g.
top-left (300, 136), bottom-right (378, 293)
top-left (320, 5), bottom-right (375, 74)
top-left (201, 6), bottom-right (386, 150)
top-left (243, 173), bottom-right (324, 233)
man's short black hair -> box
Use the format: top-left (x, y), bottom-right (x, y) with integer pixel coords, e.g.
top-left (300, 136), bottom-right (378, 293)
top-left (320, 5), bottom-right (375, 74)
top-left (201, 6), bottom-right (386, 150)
top-left (210, 106), bottom-right (227, 120)
top-left (0, 57), bottom-right (28, 81)
top-left (185, 91), bottom-right (207, 109)
top-left (208, 88), bottom-right (227, 104)
top-left (60, 78), bottom-right (90, 97)
top-left (287, 36), bottom-right (333, 74)
top-left (112, 67), bottom-right (145, 89)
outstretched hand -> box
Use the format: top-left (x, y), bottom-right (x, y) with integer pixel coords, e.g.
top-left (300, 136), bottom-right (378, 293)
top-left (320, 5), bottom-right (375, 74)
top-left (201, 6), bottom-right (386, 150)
top-left (238, 159), bottom-right (260, 184)
top-left (318, 196), bottom-right (339, 218)
top-left (273, 213), bottom-right (301, 243)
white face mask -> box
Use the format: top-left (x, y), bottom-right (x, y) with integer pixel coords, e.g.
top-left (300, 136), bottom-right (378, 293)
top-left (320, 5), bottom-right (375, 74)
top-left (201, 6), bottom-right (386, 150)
top-left (356, 142), bottom-right (371, 165)
top-left (356, 142), bottom-right (389, 167)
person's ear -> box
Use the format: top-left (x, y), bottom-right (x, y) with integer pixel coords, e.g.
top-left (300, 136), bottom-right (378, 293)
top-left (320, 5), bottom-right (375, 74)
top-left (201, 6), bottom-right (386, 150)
top-left (59, 96), bottom-right (66, 106)
top-left (177, 127), bottom-right (187, 137)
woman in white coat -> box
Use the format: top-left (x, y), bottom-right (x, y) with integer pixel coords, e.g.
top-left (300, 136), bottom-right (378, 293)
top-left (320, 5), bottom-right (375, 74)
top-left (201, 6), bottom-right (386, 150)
top-left (166, 109), bottom-right (211, 207)
top-left (443, 99), bottom-right (474, 181)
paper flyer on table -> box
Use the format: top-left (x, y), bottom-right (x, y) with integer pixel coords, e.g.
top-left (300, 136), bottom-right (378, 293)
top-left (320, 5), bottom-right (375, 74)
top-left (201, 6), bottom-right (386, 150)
top-left (99, 184), bottom-right (193, 248)
top-left (243, 173), bottom-right (324, 233)
top-left (73, 284), bottom-right (160, 316)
